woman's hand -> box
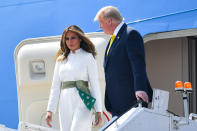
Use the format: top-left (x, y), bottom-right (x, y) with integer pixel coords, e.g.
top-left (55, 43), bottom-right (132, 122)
top-left (94, 112), bottom-right (102, 127)
top-left (45, 111), bottom-right (53, 128)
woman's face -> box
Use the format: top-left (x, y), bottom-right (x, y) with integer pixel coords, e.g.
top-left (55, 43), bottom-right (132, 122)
top-left (65, 31), bottom-right (81, 53)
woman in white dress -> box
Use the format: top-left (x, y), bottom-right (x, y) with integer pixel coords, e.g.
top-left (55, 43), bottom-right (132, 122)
top-left (45, 25), bottom-right (102, 131)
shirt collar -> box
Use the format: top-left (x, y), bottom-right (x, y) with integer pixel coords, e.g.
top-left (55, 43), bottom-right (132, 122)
top-left (71, 48), bottom-right (81, 54)
top-left (113, 21), bottom-right (124, 36)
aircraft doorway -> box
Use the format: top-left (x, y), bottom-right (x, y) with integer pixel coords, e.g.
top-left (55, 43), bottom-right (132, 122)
top-left (144, 29), bottom-right (197, 116)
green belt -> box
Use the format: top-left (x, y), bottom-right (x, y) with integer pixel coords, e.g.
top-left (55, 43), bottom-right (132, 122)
top-left (61, 80), bottom-right (96, 110)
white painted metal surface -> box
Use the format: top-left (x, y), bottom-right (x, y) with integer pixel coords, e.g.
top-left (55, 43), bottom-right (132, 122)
top-left (100, 89), bottom-right (197, 131)
top-left (152, 88), bottom-right (169, 113)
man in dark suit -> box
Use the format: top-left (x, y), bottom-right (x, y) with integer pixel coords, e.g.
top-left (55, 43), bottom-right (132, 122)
top-left (94, 6), bottom-right (153, 117)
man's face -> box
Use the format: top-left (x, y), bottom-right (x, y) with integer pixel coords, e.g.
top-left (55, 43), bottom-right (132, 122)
top-left (98, 17), bottom-right (112, 35)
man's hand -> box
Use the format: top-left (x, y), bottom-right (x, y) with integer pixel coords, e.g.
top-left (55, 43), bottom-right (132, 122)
top-left (136, 91), bottom-right (149, 103)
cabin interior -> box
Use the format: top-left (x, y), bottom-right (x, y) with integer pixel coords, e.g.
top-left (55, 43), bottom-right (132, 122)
top-left (145, 29), bottom-right (197, 116)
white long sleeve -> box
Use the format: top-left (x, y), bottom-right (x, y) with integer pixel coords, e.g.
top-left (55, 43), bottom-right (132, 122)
top-left (87, 54), bottom-right (102, 112)
top-left (47, 48), bottom-right (102, 113)
top-left (47, 61), bottom-right (61, 113)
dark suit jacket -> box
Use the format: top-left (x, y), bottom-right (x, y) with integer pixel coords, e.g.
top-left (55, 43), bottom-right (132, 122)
top-left (104, 23), bottom-right (153, 116)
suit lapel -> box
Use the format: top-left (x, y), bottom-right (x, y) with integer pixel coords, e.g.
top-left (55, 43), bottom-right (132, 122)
top-left (104, 40), bottom-right (110, 68)
top-left (104, 24), bottom-right (127, 69)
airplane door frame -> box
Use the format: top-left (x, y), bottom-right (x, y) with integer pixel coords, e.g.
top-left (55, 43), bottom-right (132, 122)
top-left (188, 36), bottom-right (197, 114)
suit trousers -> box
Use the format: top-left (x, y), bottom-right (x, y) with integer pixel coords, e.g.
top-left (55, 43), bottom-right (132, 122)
top-left (59, 88), bottom-right (92, 131)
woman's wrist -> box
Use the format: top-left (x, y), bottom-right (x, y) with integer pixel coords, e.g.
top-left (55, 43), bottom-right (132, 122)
top-left (47, 111), bottom-right (52, 114)
top-left (96, 112), bottom-right (101, 115)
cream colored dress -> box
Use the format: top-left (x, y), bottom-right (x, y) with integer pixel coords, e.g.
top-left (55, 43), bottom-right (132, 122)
top-left (47, 48), bottom-right (102, 131)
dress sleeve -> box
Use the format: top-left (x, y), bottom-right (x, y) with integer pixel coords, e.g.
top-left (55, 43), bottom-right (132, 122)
top-left (47, 61), bottom-right (61, 113)
top-left (87, 54), bottom-right (102, 112)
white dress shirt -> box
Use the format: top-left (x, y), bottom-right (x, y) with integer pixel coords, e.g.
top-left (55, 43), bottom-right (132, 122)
top-left (113, 21), bottom-right (124, 36)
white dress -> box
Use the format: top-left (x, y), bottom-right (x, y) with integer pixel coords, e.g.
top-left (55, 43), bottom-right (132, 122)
top-left (47, 48), bottom-right (102, 131)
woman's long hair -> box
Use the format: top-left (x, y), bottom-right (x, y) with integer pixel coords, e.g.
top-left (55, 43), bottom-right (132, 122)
top-left (56, 25), bottom-right (96, 61)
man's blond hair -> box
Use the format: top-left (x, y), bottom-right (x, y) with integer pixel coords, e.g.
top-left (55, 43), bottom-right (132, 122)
top-left (94, 6), bottom-right (123, 23)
